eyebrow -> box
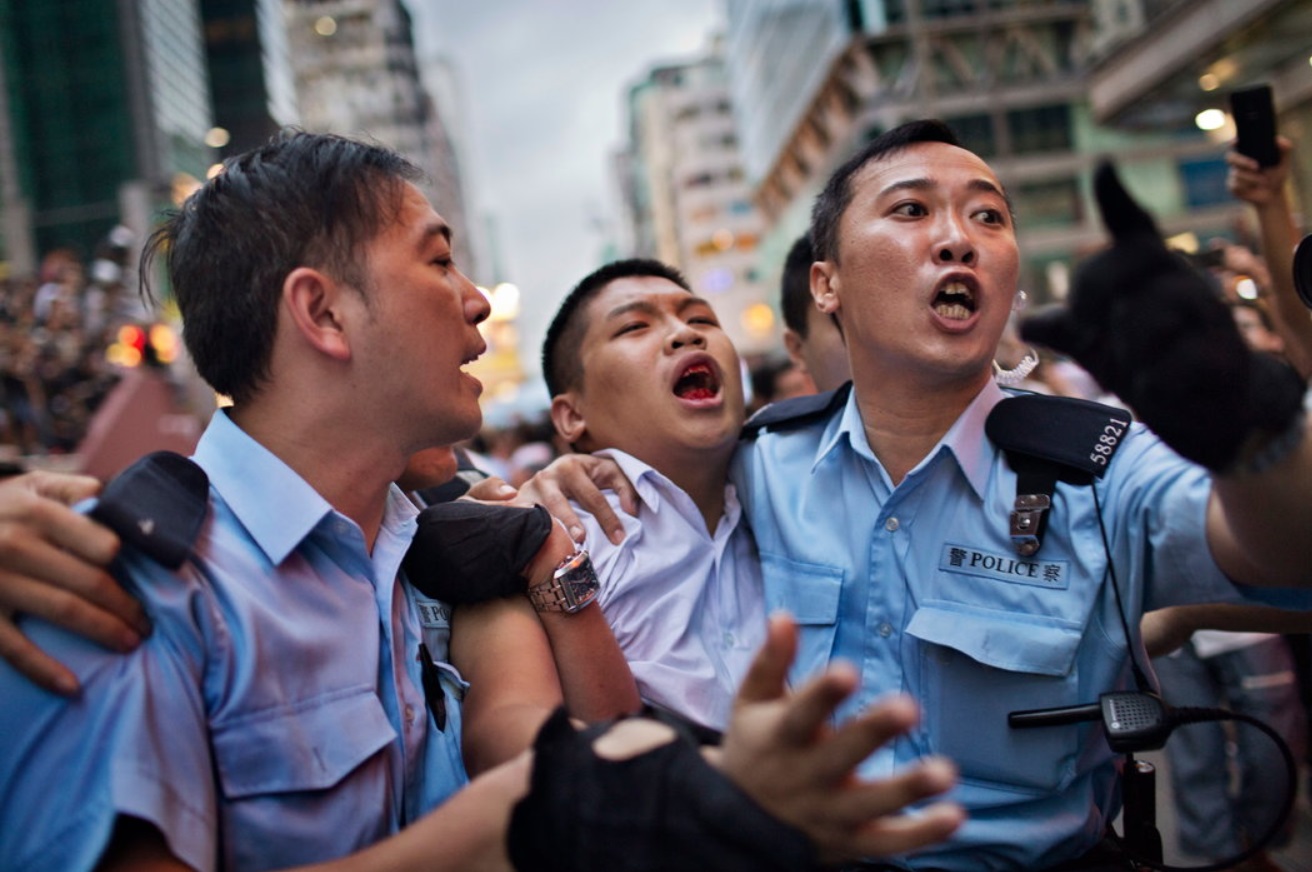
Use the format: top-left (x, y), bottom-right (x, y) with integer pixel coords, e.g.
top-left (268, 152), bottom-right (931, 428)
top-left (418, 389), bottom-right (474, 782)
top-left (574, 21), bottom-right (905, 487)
top-left (601, 294), bottom-right (714, 323)
top-left (416, 221), bottom-right (452, 252)
top-left (880, 177), bottom-right (1008, 199)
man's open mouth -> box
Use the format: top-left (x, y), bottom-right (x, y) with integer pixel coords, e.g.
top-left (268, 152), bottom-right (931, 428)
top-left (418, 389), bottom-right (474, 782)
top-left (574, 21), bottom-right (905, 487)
top-left (933, 280), bottom-right (976, 320)
top-left (673, 361), bottom-right (721, 401)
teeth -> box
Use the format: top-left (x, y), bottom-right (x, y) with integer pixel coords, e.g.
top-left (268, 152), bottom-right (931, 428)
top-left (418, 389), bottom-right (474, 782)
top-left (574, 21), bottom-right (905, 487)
top-left (935, 303), bottom-right (972, 320)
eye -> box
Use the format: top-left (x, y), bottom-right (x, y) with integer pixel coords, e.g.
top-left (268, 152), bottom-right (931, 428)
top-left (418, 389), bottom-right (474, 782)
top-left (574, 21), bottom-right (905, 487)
top-left (892, 201), bottom-right (927, 218)
top-left (615, 321), bottom-right (647, 337)
top-left (431, 256), bottom-right (453, 271)
top-left (973, 207), bottom-right (1007, 226)
top-left (689, 315), bottom-right (719, 327)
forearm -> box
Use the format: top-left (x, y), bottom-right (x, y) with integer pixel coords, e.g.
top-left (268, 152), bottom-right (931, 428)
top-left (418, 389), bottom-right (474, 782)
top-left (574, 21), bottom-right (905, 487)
top-left (537, 605), bottom-right (641, 722)
top-left (1209, 426), bottom-right (1312, 585)
top-left (1251, 192), bottom-right (1312, 377)
top-left (310, 753), bottom-right (529, 872)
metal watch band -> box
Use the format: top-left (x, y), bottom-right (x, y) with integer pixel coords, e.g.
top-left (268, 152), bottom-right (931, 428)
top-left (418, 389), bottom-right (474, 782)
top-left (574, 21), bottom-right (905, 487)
top-left (528, 549), bottom-right (600, 613)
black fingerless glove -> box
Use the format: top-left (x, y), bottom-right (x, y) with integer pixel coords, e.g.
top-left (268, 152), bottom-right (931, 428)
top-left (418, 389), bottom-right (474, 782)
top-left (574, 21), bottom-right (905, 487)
top-left (508, 707), bottom-right (816, 872)
top-left (1020, 161), bottom-right (1306, 472)
top-left (401, 501), bottom-right (552, 604)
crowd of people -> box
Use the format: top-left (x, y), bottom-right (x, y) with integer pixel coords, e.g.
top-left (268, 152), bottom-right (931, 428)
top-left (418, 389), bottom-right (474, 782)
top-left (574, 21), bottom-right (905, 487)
top-left (0, 117), bottom-right (1309, 872)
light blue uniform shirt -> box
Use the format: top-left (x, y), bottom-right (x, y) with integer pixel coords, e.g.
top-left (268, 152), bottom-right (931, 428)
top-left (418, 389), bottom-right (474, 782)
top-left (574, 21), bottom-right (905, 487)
top-left (733, 381), bottom-right (1306, 870)
top-left (0, 411), bottom-right (468, 871)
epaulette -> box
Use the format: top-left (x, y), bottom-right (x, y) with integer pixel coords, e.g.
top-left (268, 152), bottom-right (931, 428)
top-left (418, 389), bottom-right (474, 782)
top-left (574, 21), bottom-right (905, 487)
top-left (985, 394), bottom-right (1133, 556)
top-left (89, 451), bottom-right (209, 569)
top-left (741, 382), bottom-right (852, 439)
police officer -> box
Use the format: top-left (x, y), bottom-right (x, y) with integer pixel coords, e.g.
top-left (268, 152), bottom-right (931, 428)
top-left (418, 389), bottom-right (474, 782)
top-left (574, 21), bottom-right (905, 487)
top-left (733, 119), bottom-right (1312, 870)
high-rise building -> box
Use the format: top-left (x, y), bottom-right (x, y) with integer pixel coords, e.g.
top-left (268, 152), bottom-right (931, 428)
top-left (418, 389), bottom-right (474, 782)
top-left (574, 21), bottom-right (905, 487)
top-left (285, 0), bottom-right (477, 277)
top-left (0, 0), bottom-right (214, 273)
top-left (201, 0), bottom-right (298, 159)
top-left (618, 40), bottom-right (775, 354)
top-left (721, 0), bottom-right (1307, 305)
top-left (1087, 0), bottom-right (1312, 216)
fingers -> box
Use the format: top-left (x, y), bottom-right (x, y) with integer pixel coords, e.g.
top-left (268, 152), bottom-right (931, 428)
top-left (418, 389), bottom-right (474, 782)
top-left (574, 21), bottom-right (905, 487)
top-left (0, 619), bottom-right (80, 695)
top-left (839, 797), bottom-right (966, 861)
top-left (0, 565), bottom-right (145, 648)
top-left (4, 493), bottom-right (120, 566)
top-left (560, 460), bottom-right (629, 545)
top-left (802, 694), bottom-right (921, 782)
top-left (23, 470), bottom-right (103, 507)
top-left (733, 612), bottom-right (797, 706)
top-left (464, 476), bottom-right (517, 502)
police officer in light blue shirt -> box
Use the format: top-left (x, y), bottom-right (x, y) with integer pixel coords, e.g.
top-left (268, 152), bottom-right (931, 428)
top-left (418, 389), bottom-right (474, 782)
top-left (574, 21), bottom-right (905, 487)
top-left (733, 120), bottom-right (1312, 870)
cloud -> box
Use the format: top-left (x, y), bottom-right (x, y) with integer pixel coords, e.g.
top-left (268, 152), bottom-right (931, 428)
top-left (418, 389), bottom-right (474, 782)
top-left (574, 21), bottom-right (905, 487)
top-left (410, 0), bottom-right (724, 374)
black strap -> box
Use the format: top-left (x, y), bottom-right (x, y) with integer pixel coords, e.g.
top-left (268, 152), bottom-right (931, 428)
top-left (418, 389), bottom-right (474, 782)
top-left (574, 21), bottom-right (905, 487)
top-left (741, 382), bottom-right (852, 438)
top-left (88, 451), bottom-right (209, 569)
top-left (985, 395), bottom-right (1132, 556)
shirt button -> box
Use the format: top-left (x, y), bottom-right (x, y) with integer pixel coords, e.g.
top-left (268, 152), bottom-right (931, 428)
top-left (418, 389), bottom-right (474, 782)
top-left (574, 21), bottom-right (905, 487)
top-left (884, 517), bottom-right (900, 532)
top-left (723, 632), bottom-right (735, 647)
top-left (404, 704), bottom-right (416, 725)
top-left (879, 622), bottom-right (893, 638)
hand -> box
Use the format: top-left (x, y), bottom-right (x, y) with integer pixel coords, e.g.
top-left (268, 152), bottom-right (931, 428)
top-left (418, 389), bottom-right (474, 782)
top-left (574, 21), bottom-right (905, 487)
top-left (1227, 136), bottom-right (1293, 208)
top-left (719, 614), bottom-right (964, 864)
top-left (0, 471), bottom-right (142, 696)
top-left (1020, 160), bottom-right (1306, 472)
top-left (515, 454), bottom-right (636, 545)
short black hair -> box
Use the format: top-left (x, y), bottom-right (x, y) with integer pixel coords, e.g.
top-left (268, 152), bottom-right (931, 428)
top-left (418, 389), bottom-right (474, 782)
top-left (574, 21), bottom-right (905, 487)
top-left (542, 258), bottom-right (690, 397)
top-left (141, 130), bottom-right (423, 404)
top-left (810, 119), bottom-right (961, 264)
top-left (780, 234), bottom-right (815, 337)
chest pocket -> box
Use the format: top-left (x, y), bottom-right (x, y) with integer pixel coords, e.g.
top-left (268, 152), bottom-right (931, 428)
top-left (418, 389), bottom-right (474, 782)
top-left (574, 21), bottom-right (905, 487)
top-left (759, 552), bottom-right (843, 688)
top-left (211, 686), bottom-right (397, 864)
top-left (907, 602), bottom-right (1084, 797)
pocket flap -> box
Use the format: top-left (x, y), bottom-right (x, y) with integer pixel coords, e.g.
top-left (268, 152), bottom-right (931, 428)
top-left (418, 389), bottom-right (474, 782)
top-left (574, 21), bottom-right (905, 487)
top-left (759, 553), bottom-right (843, 625)
top-left (906, 601), bottom-right (1082, 677)
top-left (213, 687), bottom-right (396, 799)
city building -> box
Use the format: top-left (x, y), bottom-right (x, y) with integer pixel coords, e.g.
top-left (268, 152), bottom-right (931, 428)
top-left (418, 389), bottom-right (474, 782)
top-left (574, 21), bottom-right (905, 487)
top-left (285, 0), bottom-right (478, 278)
top-left (721, 0), bottom-right (1312, 307)
top-left (201, 0), bottom-right (299, 160)
top-left (617, 39), bottom-right (776, 355)
top-left (0, 0), bottom-right (214, 275)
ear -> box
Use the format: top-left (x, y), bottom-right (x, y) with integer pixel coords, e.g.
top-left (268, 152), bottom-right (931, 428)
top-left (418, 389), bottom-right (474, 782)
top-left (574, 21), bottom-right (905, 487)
top-left (550, 392), bottom-right (588, 446)
top-left (283, 266), bottom-right (352, 361)
top-left (811, 261), bottom-right (839, 314)
top-left (782, 328), bottom-right (810, 375)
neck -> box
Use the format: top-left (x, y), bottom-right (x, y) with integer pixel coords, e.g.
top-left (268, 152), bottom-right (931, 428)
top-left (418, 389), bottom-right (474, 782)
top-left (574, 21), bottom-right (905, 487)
top-left (853, 367), bottom-right (991, 485)
top-left (610, 443), bottom-right (732, 535)
top-left (229, 401), bottom-right (405, 551)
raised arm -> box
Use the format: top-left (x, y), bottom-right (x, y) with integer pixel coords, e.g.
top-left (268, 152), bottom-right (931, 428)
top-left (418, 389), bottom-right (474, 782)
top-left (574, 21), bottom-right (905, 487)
top-left (1022, 160), bottom-right (1312, 587)
top-left (1227, 136), bottom-right (1312, 378)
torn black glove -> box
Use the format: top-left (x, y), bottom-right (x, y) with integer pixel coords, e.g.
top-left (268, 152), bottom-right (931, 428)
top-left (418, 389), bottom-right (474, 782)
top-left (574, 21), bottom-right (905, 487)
top-left (1020, 160), bottom-right (1305, 472)
top-left (401, 501), bottom-right (552, 604)
top-left (508, 707), bottom-right (816, 872)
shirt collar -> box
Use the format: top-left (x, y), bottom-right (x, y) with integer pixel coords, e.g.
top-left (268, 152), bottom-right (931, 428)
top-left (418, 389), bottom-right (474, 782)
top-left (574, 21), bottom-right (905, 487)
top-left (192, 410), bottom-right (418, 565)
top-left (819, 379), bottom-right (1006, 500)
top-left (592, 447), bottom-right (742, 532)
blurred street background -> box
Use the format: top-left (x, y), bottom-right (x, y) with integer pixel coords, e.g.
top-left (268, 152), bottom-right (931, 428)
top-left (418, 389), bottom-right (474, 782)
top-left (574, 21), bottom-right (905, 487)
top-left (2, 0), bottom-right (1312, 482)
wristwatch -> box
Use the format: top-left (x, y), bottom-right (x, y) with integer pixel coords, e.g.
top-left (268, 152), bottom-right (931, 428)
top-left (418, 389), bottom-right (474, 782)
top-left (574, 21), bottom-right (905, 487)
top-left (527, 547), bottom-right (600, 613)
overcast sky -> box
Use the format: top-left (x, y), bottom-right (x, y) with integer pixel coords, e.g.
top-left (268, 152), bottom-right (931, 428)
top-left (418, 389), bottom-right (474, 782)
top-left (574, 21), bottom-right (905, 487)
top-left (407, 1), bottom-right (726, 384)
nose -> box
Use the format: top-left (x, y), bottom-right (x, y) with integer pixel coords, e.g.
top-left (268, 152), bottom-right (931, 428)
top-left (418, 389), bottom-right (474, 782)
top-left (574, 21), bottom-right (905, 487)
top-left (666, 320), bottom-right (706, 352)
top-left (934, 213), bottom-right (976, 265)
top-left (462, 273), bottom-right (491, 325)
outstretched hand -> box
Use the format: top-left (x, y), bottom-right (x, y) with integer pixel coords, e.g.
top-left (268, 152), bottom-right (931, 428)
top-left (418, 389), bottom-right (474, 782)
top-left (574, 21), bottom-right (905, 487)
top-left (1020, 161), bottom-right (1305, 472)
top-left (0, 471), bottom-right (141, 695)
top-left (719, 614), bottom-right (963, 864)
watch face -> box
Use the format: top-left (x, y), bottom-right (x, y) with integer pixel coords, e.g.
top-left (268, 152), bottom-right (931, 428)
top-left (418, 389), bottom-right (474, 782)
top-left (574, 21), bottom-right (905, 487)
top-left (557, 550), bottom-right (599, 609)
